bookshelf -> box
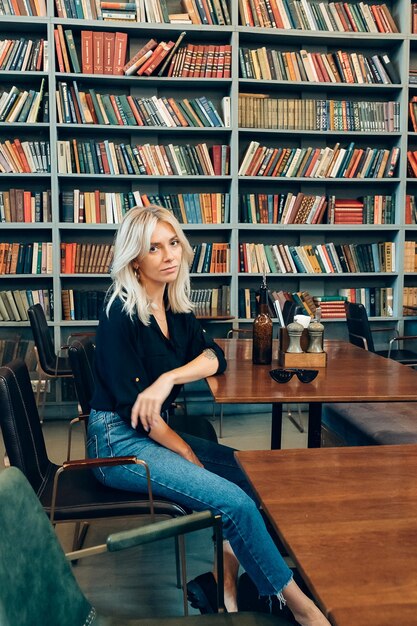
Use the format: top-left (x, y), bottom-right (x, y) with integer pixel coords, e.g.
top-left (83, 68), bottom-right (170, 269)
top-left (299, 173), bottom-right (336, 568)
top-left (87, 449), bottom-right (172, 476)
top-left (0, 0), bottom-right (416, 398)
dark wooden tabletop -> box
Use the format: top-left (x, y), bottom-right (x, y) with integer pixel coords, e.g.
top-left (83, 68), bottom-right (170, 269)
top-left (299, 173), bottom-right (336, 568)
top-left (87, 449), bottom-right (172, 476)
top-left (329, 605), bottom-right (417, 626)
top-left (208, 339), bottom-right (417, 404)
top-left (236, 445), bottom-right (417, 626)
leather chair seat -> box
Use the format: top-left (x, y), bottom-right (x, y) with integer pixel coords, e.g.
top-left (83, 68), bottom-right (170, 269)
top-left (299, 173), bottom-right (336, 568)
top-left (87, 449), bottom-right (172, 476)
top-left (38, 460), bottom-right (188, 522)
top-left (95, 614), bottom-right (284, 625)
top-left (323, 402), bottom-right (417, 446)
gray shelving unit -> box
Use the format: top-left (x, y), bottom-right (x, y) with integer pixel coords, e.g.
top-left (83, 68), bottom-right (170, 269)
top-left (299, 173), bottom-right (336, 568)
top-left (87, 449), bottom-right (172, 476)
top-left (1, 0), bottom-right (416, 360)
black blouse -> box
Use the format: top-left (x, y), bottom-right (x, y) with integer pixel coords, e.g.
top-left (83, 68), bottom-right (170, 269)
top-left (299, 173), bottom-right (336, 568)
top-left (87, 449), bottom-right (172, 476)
top-left (91, 297), bottom-right (227, 432)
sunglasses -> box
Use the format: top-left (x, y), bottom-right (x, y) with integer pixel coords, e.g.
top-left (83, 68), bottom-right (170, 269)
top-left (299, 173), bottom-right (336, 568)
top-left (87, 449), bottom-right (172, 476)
top-left (269, 368), bottom-right (319, 384)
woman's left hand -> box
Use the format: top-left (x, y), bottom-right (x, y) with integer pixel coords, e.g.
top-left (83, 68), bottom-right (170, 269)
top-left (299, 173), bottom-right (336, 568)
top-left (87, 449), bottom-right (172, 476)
top-left (131, 373), bottom-right (174, 432)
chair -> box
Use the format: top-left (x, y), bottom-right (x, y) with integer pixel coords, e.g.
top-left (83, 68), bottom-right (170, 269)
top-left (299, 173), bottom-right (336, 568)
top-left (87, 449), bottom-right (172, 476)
top-left (0, 467), bottom-right (289, 626)
top-left (0, 359), bottom-right (194, 608)
top-left (344, 301), bottom-right (417, 366)
top-left (67, 334), bottom-right (218, 446)
top-left (27, 303), bottom-right (73, 417)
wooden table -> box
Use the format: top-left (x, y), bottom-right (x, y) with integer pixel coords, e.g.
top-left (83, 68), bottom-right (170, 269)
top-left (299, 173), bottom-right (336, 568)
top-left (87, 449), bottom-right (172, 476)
top-left (235, 445), bottom-right (417, 626)
top-left (207, 339), bottom-right (417, 448)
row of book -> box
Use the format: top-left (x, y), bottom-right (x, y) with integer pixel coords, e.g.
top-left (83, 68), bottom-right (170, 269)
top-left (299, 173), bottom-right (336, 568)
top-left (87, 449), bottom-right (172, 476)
top-left (0, 190), bottom-right (396, 226)
top-left (56, 82), bottom-right (228, 128)
top-left (240, 194), bottom-right (395, 225)
top-left (311, 295), bottom-right (347, 319)
top-left (54, 0), bottom-right (231, 24)
top-left (122, 37), bottom-right (232, 78)
top-left (0, 38), bottom-right (48, 72)
top-left (57, 140), bottom-right (230, 176)
top-left (238, 96), bottom-right (400, 132)
top-left (328, 196), bottom-right (395, 225)
top-left (0, 82), bottom-right (48, 125)
top-left (0, 289), bottom-right (53, 322)
top-left (403, 241), bottom-right (417, 273)
top-left (239, 286), bottom-right (268, 319)
top-left (0, 0), bottom-right (46, 16)
top-left (238, 287), bottom-right (284, 320)
top-left (62, 289), bottom-right (106, 321)
top-left (0, 242), bottom-right (53, 275)
top-left (55, 27), bottom-right (125, 75)
top-left (190, 242), bottom-right (230, 274)
top-left (238, 241), bottom-right (396, 274)
top-left (238, 141), bottom-right (400, 179)
top-left (403, 287), bottom-right (417, 315)
top-left (405, 196), bottom-right (417, 224)
top-left (406, 151), bottom-right (417, 178)
top-left (238, 288), bottom-right (318, 321)
top-left (190, 286), bottom-right (231, 317)
top-left (61, 189), bottom-right (230, 224)
top-left (0, 140), bottom-right (50, 174)
top-left (145, 193), bottom-right (231, 225)
top-left (0, 0), bottom-right (399, 31)
top-left (60, 285), bottom-right (232, 321)
top-left (239, 47), bottom-right (399, 85)
top-left (60, 242), bottom-right (114, 274)
top-left (337, 288), bottom-right (394, 317)
top-left (413, 4), bottom-right (417, 34)
top-left (0, 189), bottom-right (51, 223)
top-left (61, 30), bottom-right (232, 78)
top-left (0, 338), bottom-right (37, 370)
top-left (179, 0), bottom-right (231, 25)
top-left (409, 96), bottom-right (417, 132)
top-left (242, 193), bottom-right (328, 225)
top-left (239, 0), bottom-right (398, 33)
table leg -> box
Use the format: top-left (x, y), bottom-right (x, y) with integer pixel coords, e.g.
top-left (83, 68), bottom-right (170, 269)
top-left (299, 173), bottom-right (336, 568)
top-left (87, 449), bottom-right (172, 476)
top-left (308, 403), bottom-right (322, 448)
top-left (271, 402), bottom-right (283, 450)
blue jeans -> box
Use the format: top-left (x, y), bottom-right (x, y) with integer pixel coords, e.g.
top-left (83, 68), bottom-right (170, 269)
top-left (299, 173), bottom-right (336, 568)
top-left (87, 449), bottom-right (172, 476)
top-left (87, 409), bottom-right (293, 596)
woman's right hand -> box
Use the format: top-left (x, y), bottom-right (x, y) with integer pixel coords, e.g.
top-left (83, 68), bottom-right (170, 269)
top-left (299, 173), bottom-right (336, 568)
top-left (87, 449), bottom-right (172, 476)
top-left (179, 446), bottom-right (204, 468)
top-left (137, 411), bottom-right (204, 468)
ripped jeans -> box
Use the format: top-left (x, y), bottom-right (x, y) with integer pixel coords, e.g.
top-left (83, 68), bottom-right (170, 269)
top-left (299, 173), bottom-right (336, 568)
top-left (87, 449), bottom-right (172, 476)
top-left (87, 409), bottom-right (293, 597)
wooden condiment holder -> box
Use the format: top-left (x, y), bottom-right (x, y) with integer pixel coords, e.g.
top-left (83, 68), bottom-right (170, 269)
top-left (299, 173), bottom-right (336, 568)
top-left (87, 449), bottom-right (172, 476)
top-left (278, 327), bottom-right (327, 368)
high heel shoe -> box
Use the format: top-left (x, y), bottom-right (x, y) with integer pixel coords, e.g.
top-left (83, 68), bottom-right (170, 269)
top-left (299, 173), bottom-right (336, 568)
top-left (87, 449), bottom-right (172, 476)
top-left (187, 572), bottom-right (220, 614)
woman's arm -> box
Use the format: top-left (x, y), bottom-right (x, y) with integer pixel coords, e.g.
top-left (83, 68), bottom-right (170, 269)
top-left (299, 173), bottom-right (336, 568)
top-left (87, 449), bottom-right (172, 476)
top-left (130, 349), bottom-right (219, 433)
top-left (145, 416), bottom-right (204, 467)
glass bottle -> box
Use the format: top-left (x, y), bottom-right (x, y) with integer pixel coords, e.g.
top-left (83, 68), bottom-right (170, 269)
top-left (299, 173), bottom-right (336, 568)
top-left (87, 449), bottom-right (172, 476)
top-left (252, 275), bottom-right (273, 365)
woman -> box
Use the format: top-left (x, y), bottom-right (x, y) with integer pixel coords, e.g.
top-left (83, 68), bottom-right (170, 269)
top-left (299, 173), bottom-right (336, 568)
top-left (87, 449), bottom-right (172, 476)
top-left (88, 205), bottom-right (330, 625)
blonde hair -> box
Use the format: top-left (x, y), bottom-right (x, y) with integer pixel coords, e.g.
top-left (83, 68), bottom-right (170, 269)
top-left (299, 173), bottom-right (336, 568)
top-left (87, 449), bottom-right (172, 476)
top-left (106, 205), bottom-right (194, 324)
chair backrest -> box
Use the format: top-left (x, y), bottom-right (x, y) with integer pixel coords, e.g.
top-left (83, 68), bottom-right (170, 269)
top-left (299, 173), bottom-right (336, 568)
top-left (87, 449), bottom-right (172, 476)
top-left (28, 303), bottom-right (57, 374)
top-left (68, 335), bottom-right (96, 415)
top-left (0, 467), bottom-right (93, 626)
top-left (282, 301), bottom-right (298, 326)
top-left (0, 359), bottom-right (51, 494)
top-left (344, 301), bottom-right (375, 352)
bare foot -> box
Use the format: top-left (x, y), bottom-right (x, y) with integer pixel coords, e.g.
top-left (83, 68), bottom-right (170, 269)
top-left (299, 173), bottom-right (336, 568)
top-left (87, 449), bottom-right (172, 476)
top-left (291, 601), bottom-right (331, 626)
top-left (223, 577), bottom-right (238, 613)
top-left (283, 580), bottom-right (331, 626)
top-left (213, 540), bottom-right (239, 612)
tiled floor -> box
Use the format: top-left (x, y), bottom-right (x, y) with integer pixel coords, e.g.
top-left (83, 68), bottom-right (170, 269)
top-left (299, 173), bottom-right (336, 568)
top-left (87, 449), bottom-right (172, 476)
top-left (0, 406), bottom-right (307, 620)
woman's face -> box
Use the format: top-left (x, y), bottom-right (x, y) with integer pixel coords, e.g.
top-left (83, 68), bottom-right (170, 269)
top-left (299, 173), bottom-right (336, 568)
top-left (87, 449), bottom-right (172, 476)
top-left (136, 220), bottom-right (183, 291)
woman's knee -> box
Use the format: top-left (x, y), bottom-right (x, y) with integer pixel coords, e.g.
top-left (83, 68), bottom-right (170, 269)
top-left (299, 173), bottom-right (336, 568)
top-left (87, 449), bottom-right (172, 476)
top-left (220, 485), bottom-right (260, 530)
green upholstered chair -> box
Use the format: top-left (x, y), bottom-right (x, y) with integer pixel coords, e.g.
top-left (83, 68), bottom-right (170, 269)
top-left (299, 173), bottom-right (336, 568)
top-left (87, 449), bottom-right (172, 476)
top-left (0, 467), bottom-right (291, 626)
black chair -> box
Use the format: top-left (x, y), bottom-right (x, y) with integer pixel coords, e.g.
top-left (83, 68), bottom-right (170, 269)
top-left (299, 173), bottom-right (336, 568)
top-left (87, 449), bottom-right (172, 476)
top-left (68, 334), bottom-right (218, 445)
top-left (0, 467), bottom-right (290, 626)
top-left (28, 303), bottom-right (73, 417)
top-left (0, 359), bottom-right (194, 609)
top-left (344, 301), bottom-right (417, 366)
